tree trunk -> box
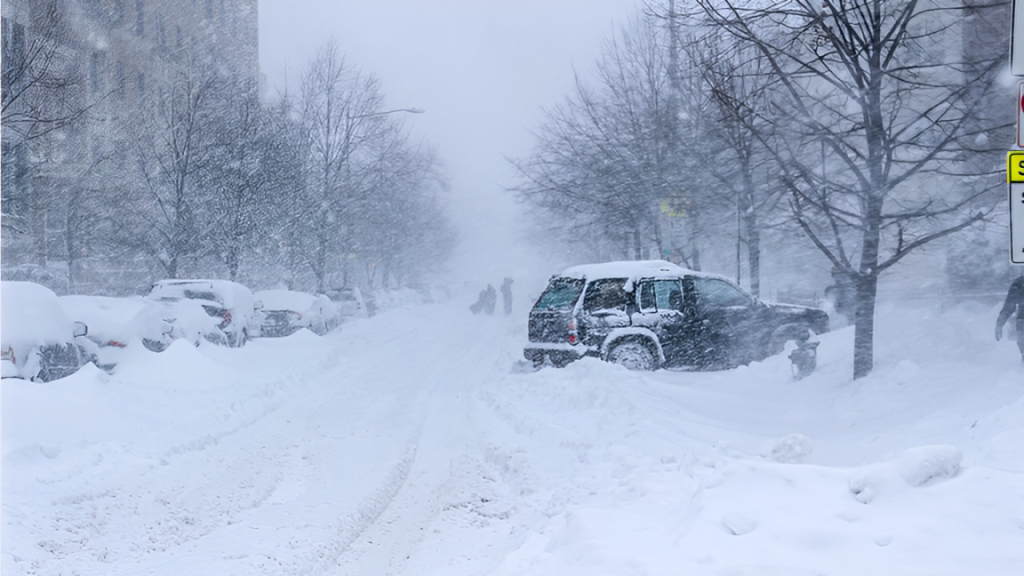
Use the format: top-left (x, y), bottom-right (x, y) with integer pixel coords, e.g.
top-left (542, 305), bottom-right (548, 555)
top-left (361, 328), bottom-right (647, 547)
top-left (227, 244), bottom-right (240, 281)
top-left (852, 273), bottom-right (878, 379)
top-left (314, 229), bottom-right (328, 293)
top-left (746, 209), bottom-right (761, 298)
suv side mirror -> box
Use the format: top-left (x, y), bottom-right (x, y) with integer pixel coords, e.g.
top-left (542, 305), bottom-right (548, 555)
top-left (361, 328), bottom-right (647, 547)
top-left (72, 321), bottom-right (88, 338)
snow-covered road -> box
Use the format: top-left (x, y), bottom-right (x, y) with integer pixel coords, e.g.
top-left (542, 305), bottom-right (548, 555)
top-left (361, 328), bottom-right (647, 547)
top-left (4, 294), bottom-right (1024, 575)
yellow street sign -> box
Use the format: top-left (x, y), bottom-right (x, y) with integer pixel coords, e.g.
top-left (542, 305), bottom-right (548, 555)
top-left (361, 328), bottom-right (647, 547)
top-left (1008, 151), bottom-right (1024, 182)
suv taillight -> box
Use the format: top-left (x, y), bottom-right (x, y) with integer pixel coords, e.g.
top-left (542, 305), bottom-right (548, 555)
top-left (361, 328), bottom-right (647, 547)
top-left (568, 318), bottom-right (578, 345)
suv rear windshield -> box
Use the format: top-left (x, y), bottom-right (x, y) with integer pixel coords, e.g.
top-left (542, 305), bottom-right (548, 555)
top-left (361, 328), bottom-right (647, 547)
top-left (533, 278), bottom-right (585, 311)
top-left (184, 290), bottom-right (220, 303)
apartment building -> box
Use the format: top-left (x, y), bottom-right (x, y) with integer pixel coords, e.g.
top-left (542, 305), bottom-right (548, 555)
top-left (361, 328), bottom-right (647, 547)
top-left (2, 0), bottom-right (258, 275)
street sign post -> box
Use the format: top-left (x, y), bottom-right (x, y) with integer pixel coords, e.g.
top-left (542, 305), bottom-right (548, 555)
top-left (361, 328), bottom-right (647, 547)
top-left (1018, 82), bottom-right (1024, 147)
top-left (1007, 152), bottom-right (1024, 264)
top-left (1013, 184), bottom-right (1024, 265)
top-left (1014, 0), bottom-right (1024, 75)
top-left (1011, 4), bottom-right (1024, 262)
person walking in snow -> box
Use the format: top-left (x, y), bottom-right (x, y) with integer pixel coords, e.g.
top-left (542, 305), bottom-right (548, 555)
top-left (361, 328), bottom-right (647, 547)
top-left (995, 275), bottom-right (1024, 362)
top-left (501, 277), bottom-right (513, 316)
top-left (470, 287), bottom-right (487, 314)
top-left (483, 284), bottom-right (497, 315)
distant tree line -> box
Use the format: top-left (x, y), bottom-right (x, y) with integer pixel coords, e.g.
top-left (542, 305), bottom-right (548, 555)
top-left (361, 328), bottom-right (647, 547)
top-left (510, 0), bottom-right (1010, 378)
top-left (2, 9), bottom-right (454, 297)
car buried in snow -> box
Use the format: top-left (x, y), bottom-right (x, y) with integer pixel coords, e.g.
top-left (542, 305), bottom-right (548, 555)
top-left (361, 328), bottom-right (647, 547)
top-left (253, 289), bottom-right (341, 337)
top-left (145, 279), bottom-right (263, 347)
top-left (1, 281), bottom-right (92, 382)
top-left (58, 295), bottom-right (176, 371)
top-left (524, 260), bottom-right (829, 371)
top-left (325, 286), bottom-right (370, 318)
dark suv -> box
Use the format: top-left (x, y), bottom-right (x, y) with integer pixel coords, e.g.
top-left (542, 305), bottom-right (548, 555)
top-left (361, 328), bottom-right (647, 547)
top-left (524, 260), bottom-right (829, 370)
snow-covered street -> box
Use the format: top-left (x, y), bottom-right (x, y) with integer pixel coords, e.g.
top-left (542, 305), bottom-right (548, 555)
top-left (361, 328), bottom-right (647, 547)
top-left (4, 290), bottom-right (1024, 575)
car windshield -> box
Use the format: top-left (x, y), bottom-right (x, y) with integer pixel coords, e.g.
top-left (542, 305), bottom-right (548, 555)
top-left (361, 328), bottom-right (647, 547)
top-left (533, 278), bottom-right (585, 311)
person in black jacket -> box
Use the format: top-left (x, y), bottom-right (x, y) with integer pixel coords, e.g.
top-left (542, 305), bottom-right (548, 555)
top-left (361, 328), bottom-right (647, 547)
top-left (501, 277), bottom-right (513, 316)
top-left (995, 275), bottom-right (1024, 361)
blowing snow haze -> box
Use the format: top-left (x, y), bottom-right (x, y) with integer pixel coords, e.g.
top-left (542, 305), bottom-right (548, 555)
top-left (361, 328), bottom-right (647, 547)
top-left (2, 1), bottom-right (1024, 574)
top-left (258, 0), bottom-right (640, 284)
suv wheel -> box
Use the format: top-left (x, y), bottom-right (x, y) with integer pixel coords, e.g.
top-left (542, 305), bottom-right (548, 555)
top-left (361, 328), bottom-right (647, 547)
top-left (607, 340), bottom-right (657, 371)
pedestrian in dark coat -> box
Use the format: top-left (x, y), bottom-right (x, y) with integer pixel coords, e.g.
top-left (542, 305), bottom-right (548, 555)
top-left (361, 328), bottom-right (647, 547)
top-left (470, 287), bottom-right (486, 314)
top-left (483, 284), bottom-right (497, 315)
top-left (995, 275), bottom-right (1024, 361)
top-left (501, 277), bottom-right (513, 316)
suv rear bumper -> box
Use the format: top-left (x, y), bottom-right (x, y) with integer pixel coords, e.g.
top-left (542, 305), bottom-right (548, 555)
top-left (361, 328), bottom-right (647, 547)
top-left (523, 342), bottom-right (591, 366)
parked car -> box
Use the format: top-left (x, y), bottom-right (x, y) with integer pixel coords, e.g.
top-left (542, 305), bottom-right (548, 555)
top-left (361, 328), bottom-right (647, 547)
top-left (142, 297), bottom-right (227, 349)
top-left (1, 281), bottom-right (91, 382)
top-left (145, 279), bottom-right (262, 347)
top-left (58, 295), bottom-right (175, 371)
top-left (325, 287), bottom-right (369, 318)
top-left (253, 289), bottom-right (340, 337)
top-left (524, 260), bottom-right (829, 371)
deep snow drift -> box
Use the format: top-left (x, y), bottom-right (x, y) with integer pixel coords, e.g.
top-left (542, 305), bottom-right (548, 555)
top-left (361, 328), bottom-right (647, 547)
top-left (3, 286), bottom-right (1023, 575)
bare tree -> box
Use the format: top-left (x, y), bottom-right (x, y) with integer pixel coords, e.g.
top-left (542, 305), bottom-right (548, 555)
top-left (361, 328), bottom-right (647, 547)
top-left (695, 0), bottom-right (1006, 378)
top-left (297, 41), bottom-right (390, 292)
top-left (124, 59), bottom-right (220, 279)
top-left (202, 85), bottom-right (300, 282)
top-left (1, 2), bottom-right (90, 154)
top-left (512, 15), bottom-right (699, 263)
top-left (357, 135), bottom-right (454, 288)
top-left (680, 29), bottom-right (789, 297)
top-left (1, 1), bottom-right (96, 256)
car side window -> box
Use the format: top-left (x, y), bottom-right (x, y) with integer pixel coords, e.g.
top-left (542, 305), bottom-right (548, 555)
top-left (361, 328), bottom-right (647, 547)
top-left (656, 279), bottom-right (683, 311)
top-left (582, 278), bottom-right (631, 312)
top-left (639, 280), bottom-right (657, 312)
top-left (638, 279), bottom-right (684, 312)
top-left (692, 277), bottom-right (751, 308)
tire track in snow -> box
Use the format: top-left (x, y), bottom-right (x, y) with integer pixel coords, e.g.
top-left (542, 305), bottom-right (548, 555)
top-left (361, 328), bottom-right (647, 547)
top-left (322, 311), bottom-right (516, 575)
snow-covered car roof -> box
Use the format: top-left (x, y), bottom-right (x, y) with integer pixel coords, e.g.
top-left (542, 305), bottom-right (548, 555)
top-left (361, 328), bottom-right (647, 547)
top-left (556, 260), bottom-right (723, 282)
top-left (148, 279), bottom-right (254, 310)
top-left (59, 295), bottom-right (149, 328)
top-left (1, 281), bottom-right (78, 350)
top-left (58, 295), bottom-right (171, 344)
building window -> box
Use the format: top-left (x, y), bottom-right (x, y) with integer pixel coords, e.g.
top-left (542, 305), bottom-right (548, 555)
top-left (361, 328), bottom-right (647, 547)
top-left (114, 139), bottom-right (127, 169)
top-left (90, 134), bottom-right (103, 164)
top-left (2, 18), bottom-right (27, 73)
top-left (136, 72), bottom-right (145, 107)
top-left (135, 0), bottom-right (145, 37)
top-left (90, 52), bottom-right (105, 95)
top-left (155, 11), bottom-right (165, 48)
top-left (111, 0), bottom-right (124, 24)
top-left (115, 61), bottom-right (125, 100)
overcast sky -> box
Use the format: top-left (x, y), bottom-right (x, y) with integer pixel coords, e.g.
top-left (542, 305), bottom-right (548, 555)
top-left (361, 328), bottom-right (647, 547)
top-left (258, 0), bottom-right (639, 284)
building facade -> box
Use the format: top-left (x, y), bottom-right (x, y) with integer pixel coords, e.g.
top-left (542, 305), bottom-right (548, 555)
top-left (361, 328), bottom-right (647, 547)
top-left (2, 0), bottom-right (258, 288)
